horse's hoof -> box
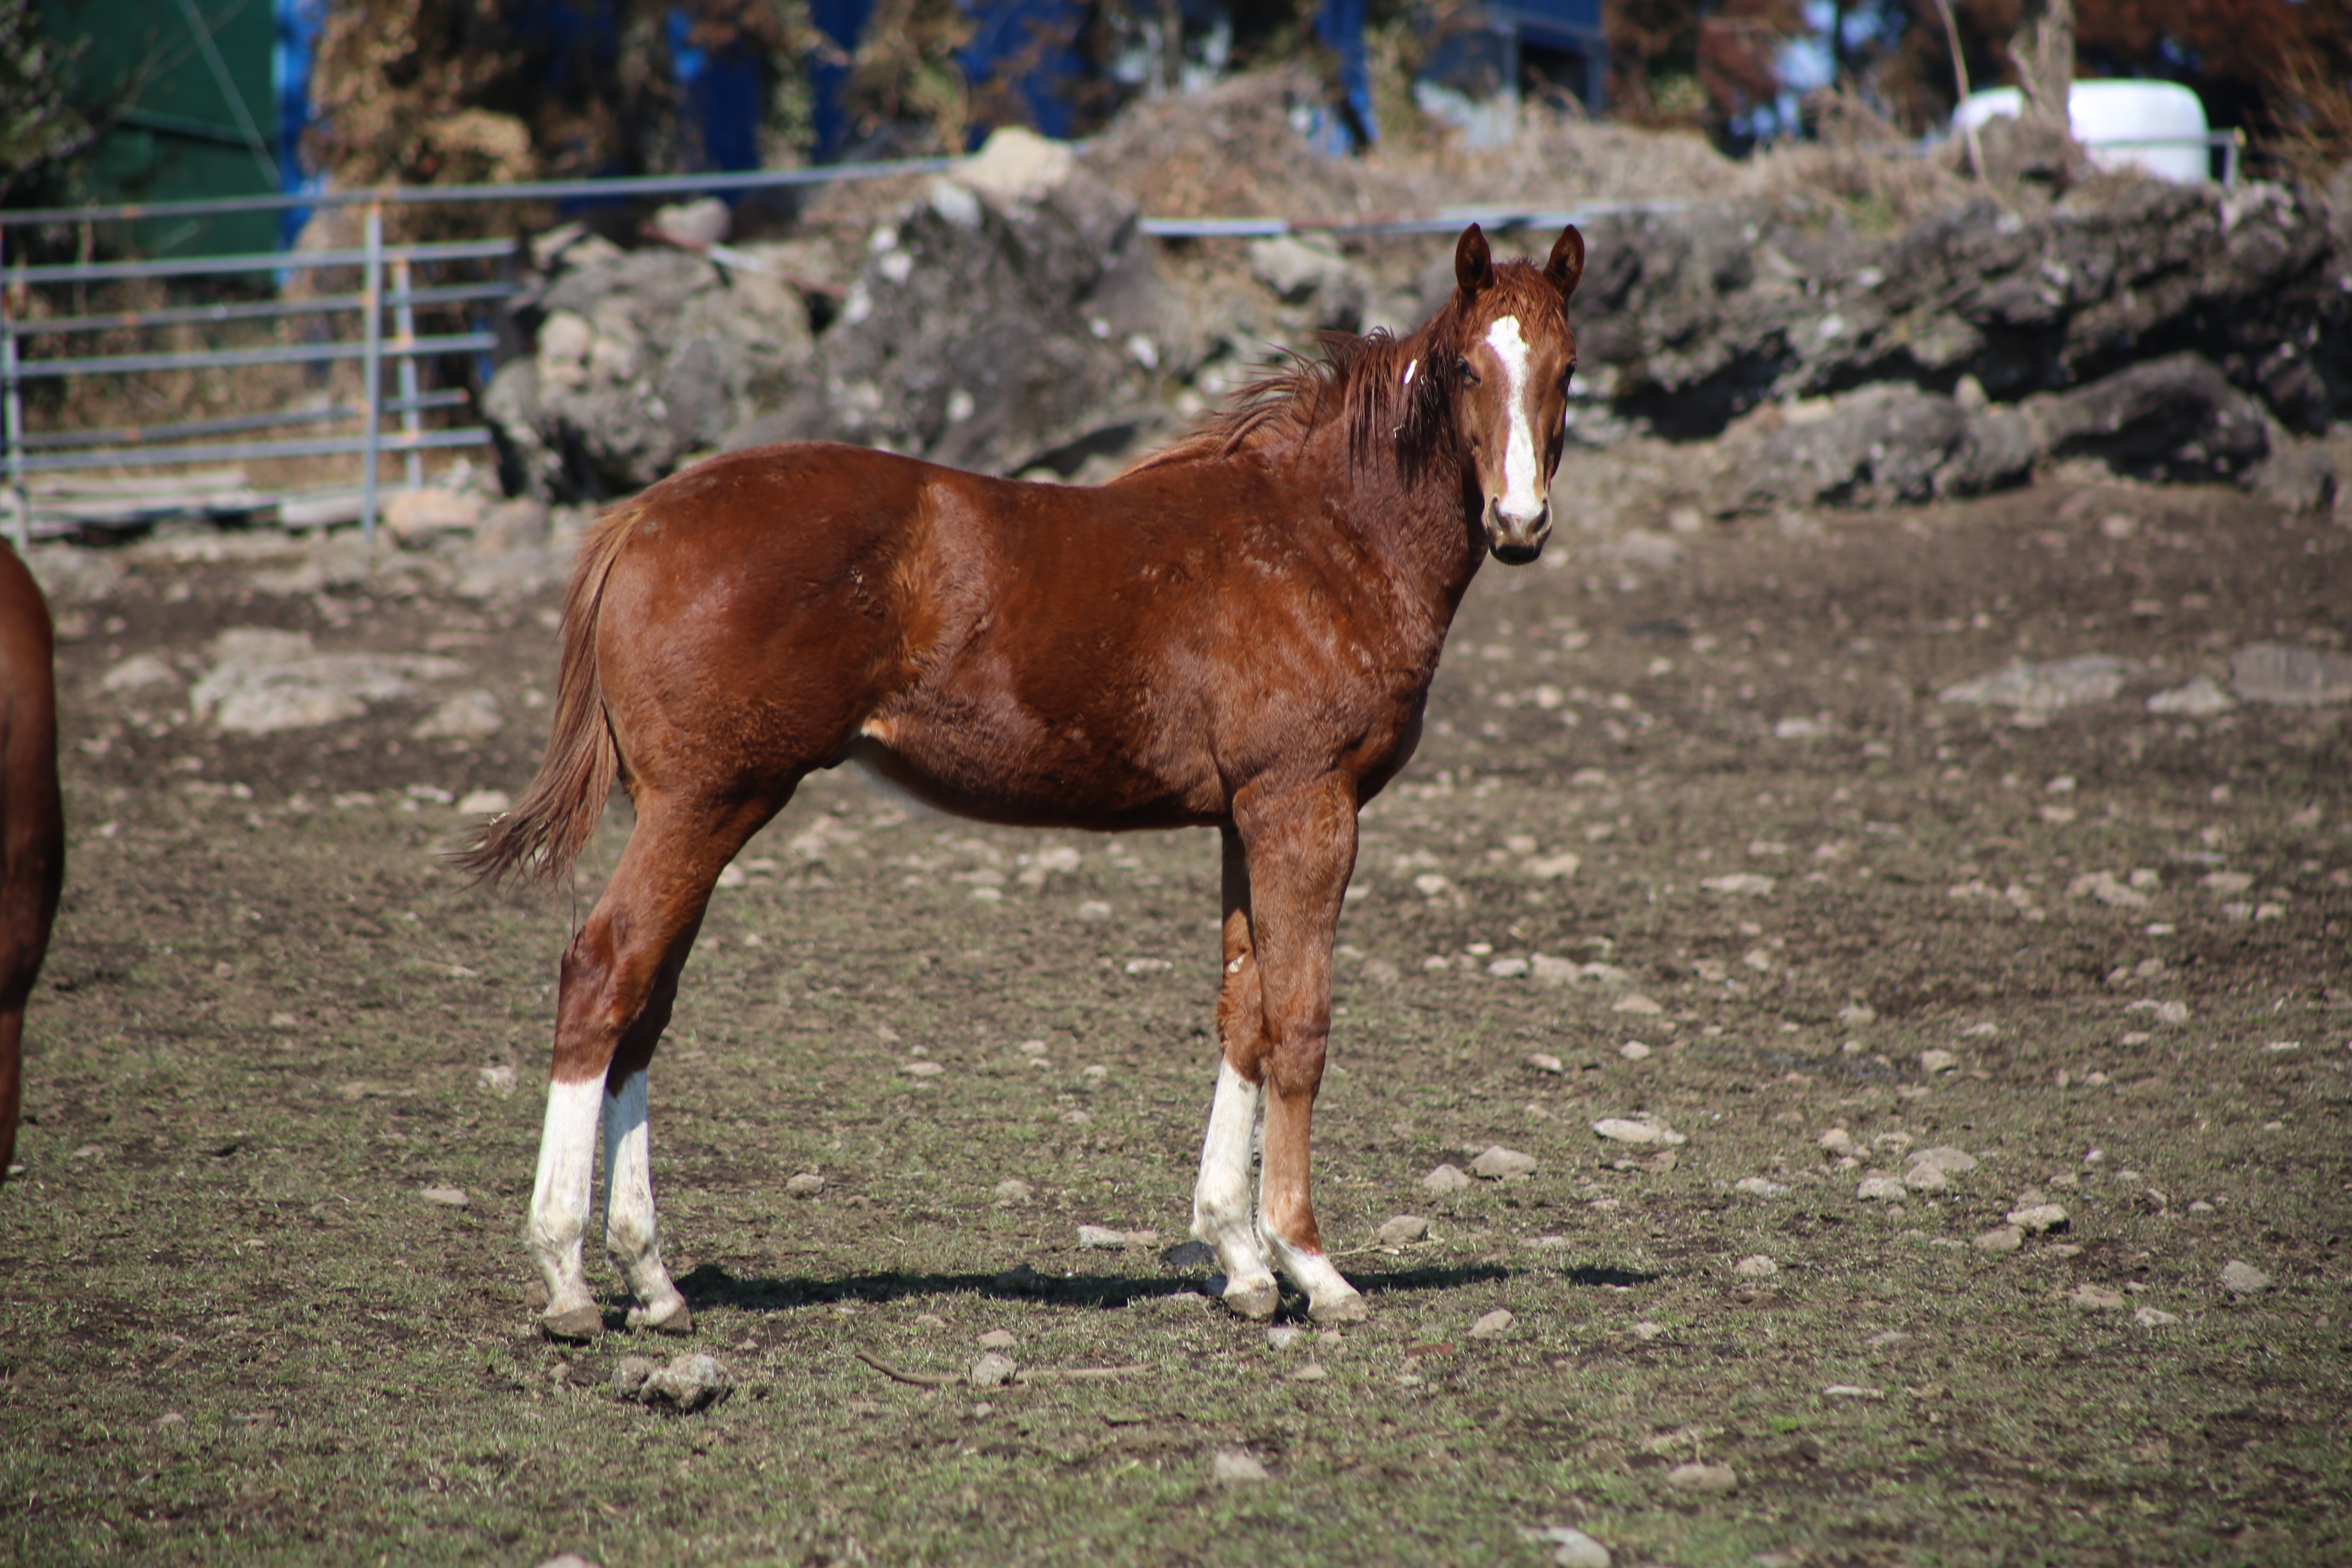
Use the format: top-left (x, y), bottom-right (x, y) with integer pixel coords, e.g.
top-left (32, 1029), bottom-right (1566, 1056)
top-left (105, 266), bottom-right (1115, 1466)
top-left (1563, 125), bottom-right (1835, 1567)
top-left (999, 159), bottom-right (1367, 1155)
top-left (628, 1298), bottom-right (694, 1336)
top-left (1223, 1276), bottom-right (1280, 1321)
top-left (1309, 1289), bottom-right (1369, 1324)
top-left (542, 1305), bottom-right (605, 1342)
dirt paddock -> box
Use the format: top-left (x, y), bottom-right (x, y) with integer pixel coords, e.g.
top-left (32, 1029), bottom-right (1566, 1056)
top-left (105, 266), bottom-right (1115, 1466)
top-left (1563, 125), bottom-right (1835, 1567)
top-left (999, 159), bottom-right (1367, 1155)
top-left (2, 454), bottom-right (2348, 1565)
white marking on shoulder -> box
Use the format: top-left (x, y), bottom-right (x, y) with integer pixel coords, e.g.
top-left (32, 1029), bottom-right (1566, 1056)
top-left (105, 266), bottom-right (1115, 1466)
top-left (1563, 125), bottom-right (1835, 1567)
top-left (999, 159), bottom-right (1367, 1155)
top-left (1483, 314), bottom-right (1544, 524)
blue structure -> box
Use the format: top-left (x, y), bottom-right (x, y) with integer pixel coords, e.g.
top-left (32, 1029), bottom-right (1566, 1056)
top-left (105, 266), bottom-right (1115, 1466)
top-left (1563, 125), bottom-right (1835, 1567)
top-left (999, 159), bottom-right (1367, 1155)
top-left (1417, 0), bottom-right (1606, 145)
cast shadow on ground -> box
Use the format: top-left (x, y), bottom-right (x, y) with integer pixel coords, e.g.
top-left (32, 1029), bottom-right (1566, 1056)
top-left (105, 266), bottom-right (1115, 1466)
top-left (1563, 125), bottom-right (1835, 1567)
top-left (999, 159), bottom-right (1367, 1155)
top-left (668, 1258), bottom-right (1564, 1318)
top-left (666, 1258), bottom-right (1658, 1323)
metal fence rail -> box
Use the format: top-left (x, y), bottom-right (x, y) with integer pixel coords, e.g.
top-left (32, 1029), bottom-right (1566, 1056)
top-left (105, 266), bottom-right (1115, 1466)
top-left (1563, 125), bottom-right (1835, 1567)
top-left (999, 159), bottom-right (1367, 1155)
top-left (0, 156), bottom-right (967, 550)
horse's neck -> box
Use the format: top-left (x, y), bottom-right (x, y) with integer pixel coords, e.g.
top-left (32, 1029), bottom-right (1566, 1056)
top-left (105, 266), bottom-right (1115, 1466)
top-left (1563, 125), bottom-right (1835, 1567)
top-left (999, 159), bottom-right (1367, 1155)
top-left (1305, 419), bottom-right (1485, 648)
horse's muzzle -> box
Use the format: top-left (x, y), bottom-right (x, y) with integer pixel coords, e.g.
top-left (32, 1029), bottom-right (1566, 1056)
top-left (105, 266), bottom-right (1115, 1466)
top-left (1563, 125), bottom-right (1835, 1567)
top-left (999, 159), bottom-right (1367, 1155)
top-left (1485, 499), bottom-right (1551, 564)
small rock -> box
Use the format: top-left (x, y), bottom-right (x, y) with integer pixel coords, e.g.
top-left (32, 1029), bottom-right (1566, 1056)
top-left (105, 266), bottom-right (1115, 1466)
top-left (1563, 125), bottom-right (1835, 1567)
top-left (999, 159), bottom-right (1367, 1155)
top-left (1289, 1361), bottom-right (1327, 1381)
top-left (2134, 1307), bottom-right (2181, 1327)
top-left (1078, 1225), bottom-right (1129, 1249)
top-left (612, 1356), bottom-right (658, 1399)
top-left (421, 1185), bottom-right (470, 1207)
top-left (1900, 1163), bottom-right (1950, 1195)
top-left (969, 1352), bottom-right (1018, 1388)
top-left (1377, 1214), bottom-right (1430, 1245)
top-left (2146, 675), bottom-right (2237, 716)
top-left (1856, 1176), bottom-right (1907, 1201)
top-left (1699, 873), bottom-right (1777, 896)
top-left (1734, 1254), bottom-right (1778, 1278)
top-left (2219, 1259), bottom-right (2272, 1294)
top-left (1212, 1450), bottom-right (1270, 1483)
top-left (1531, 1525), bottom-right (1612, 1568)
top-left (1594, 1117), bottom-right (1682, 1145)
top-left (626, 1353), bottom-right (734, 1412)
top-left (1529, 954), bottom-right (1579, 985)
top-left (901, 1060), bottom-right (944, 1078)
top-left (1487, 957), bottom-right (1530, 978)
top-left (2007, 1203), bottom-right (2069, 1234)
top-left (1911, 1146), bottom-right (1978, 1174)
top-left (1161, 1239), bottom-right (1214, 1268)
top-left (1469, 1308), bottom-right (1516, 1339)
top-left (1266, 1324), bottom-right (1305, 1350)
top-left (1470, 1145), bottom-right (1537, 1180)
top-left (1618, 1041), bottom-right (1652, 1061)
top-left (977, 1329), bottom-right (1017, 1350)
top-left (537, 1553), bottom-right (604, 1568)
top-left (1665, 1461), bottom-right (1738, 1494)
top-left (458, 787), bottom-right (512, 815)
top-left (1822, 1383), bottom-right (1884, 1399)
top-left (2070, 1283), bottom-right (2126, 1310)
top-left (1733, 1176), bottom-right (1790, 1197)
top-left (1972, 1225), bottom-right (2024, 1253)
top-left (2230, 642), bottom-right (2352, 707)
top-left (1611, 993), bottom-right (1664, 1016)
top-left (1527, 1051), bottom-right (1565, 1074)
top-left (477, 1064), bottom-right (519, 1096)
top-left (1819, 1128), bottom-right (1855, 1154)
top-left (1919, 1049), bottom-right (1958, 1074)
top-left (1423, 1163), bottom-right (1473, 1193)
top-left (1630, 1321), bottom-right (1666, 1340)
top-left (1075, 900), bottom-right (1112, 922)
top-left (992, 1177), bottom-right (1031, 1204)
top-left (784, 1172), bottom-right (825, 1198)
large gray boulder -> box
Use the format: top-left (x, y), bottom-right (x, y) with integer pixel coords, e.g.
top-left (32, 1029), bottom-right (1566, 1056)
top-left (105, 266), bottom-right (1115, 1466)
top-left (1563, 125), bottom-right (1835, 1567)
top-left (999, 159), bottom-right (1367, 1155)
top-left (487, 235), bottom-right (815, 499)
top-left (727, 129), bottom-right (1191, 477)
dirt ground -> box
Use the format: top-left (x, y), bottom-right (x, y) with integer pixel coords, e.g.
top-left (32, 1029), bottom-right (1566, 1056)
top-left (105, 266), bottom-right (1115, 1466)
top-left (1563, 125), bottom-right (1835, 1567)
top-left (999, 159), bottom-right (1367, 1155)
top-left (2, 441), bottom-right (2348, 1566)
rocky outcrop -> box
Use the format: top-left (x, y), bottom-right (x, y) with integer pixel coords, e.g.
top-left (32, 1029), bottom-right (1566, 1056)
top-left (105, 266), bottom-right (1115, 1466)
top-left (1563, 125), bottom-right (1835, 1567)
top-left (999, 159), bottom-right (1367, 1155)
top-left (486, 231), bottom-right (817, 499)
top-left (1578, 179), bottom-right (2348, 442)
top-left (726, 129), bottom-right (1192, 477)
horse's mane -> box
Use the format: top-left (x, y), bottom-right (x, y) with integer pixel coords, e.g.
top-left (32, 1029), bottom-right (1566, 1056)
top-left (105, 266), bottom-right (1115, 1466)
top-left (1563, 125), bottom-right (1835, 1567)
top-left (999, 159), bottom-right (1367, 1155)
top-left (1124, 261), bottom-right (1566, 483)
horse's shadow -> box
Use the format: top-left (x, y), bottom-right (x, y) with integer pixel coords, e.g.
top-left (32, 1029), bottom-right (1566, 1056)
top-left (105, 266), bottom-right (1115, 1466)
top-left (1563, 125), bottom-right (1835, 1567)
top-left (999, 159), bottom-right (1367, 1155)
top-left (669, 1257), bottom-right (1659, 1318)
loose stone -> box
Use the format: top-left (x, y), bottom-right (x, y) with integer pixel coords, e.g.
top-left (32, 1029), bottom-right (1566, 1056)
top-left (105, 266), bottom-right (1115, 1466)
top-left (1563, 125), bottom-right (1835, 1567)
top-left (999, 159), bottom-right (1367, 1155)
top-left (2134, 1307), bottom-right (2181, 1327)
top-left (2220, 1259), bottom-right (2273, 1294)
top-left (1077, 1225), bottom-right (1128, 1249)
top-left (1424, 1163), bottom-right (1473, 1193)
top-left (969, 1352), bottom-right (1017, 1388)
top-left (2007, 1203), bottom-right (2069, 1234)
top-left (785, 1172), bottom-right (825, 1198)
top-left (1528, 1052), bottom-right (1565, 1073)
top-left (1377, 1214), bottom-right (1430, 1245)
top-left (2070, 1283), bottom-right (2126, 1310)
top-left (1734, 1254), bottom-right (1778, 1277)
top-left (1734, 1176), bottom-right (1790, 1197)
top-left (1973, 1225), bottom-right (2024, 1254)
top-left (1618, 1041), bottom-right (1652, 1061)
top-left (977, 1330), bottom-right (1017, 1350)
top-left (1911, 1146), bottom-right (1979, 1174)
top-left (992, 1177), bottom-right (1031, 1203)
top-left (1901, 1163), bottom-right (1950, 1194)
top-left (1212, 1450), bottom-right (1270, 1483)
top-left (1471, 1145), bottom-right (1538, 1180)
top-left (1856, 1176), bottom-right (1907, 1201)
top-left (1469, 1308), bottom-right (1516, 1339)
top-left (1665, 1461), bottom-right (1738, 1494)
top-left (420, 1185), bottom-right (469, 1207)
top-left (1531, 1525), bottom-right (1613, 1567)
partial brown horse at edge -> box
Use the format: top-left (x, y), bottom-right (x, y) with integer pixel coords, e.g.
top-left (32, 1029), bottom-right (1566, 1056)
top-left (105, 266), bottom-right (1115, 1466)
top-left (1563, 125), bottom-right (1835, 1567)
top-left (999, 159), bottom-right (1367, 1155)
top-left (0, 543), bottom-right (65, 1184)
top-left (467, 222), bottom-right (1585, 1338)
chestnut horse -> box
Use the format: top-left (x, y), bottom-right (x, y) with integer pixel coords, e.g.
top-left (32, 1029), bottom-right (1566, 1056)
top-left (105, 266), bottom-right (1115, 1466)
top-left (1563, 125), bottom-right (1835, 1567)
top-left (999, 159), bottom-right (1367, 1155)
top-left (0, 543), bottom-right (65, 1183)
top-left (468, 222), bottom-right (1584, 1337)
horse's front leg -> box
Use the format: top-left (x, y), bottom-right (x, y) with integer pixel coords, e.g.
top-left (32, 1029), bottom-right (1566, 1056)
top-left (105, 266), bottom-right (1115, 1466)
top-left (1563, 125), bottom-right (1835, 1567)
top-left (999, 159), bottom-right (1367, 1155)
top-left (1193, 826), bottom-right (1279, 1318)
top-left (1228, 776), bottom-right (1367, 1323)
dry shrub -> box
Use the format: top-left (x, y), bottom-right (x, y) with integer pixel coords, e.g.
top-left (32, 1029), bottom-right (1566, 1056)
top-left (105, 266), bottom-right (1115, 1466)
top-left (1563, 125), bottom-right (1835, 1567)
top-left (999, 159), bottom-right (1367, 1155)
top-left (2266, 46), bottom-right (2352, 190)
top-left (1744, 88), bottom-right (1972, 231)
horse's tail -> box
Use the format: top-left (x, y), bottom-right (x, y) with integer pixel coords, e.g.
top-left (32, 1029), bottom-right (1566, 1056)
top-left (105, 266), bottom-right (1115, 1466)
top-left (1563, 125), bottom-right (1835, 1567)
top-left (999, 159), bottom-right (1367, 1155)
top-left (457, 501), bottom-right (641, 889)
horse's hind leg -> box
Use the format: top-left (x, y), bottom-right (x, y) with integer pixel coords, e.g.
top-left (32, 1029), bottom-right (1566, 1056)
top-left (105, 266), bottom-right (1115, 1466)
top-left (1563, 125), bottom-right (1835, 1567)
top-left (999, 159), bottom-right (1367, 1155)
top-left (530, 787), bottom-right (780, 1339)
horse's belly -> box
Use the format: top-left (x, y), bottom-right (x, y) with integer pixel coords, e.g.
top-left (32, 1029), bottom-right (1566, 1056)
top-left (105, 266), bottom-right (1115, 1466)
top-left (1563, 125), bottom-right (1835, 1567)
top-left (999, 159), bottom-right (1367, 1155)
top-left (841, 723), bottom-right (1216, 831)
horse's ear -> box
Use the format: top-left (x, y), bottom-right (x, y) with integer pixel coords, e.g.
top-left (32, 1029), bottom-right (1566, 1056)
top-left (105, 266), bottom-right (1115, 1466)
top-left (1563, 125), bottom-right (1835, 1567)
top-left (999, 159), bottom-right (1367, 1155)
top-left (1545, 224), bottom-right (1585, 301)
top-left (1454, 223), bottom-right (1493, 296)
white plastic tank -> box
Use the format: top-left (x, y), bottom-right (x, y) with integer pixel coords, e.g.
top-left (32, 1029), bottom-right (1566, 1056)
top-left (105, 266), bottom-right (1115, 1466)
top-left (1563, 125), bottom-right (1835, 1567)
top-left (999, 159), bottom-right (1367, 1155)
top-left (1952, 80), bottom-right (2212, 184)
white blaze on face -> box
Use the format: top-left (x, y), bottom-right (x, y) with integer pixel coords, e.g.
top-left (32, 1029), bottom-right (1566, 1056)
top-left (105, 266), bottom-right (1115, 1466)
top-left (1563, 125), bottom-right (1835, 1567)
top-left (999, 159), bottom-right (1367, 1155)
top-left (1483, 314), bottom-right (1545, 526)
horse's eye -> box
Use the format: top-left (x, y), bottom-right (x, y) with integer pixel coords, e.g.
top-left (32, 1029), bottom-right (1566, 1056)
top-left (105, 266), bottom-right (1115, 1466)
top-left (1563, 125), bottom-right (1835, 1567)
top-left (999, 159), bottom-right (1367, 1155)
top-left (1456, 357), bottom-right (1478, 385)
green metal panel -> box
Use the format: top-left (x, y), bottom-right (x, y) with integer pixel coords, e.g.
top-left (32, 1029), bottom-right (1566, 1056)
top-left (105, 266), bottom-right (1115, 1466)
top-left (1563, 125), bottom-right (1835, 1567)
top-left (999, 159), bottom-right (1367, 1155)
top-left (42, 0), bottom-right (282, 256)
